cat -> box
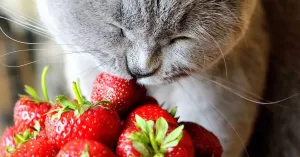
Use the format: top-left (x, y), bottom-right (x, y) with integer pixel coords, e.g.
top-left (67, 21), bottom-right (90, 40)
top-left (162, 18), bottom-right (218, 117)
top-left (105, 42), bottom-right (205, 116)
top-left (35, 0), bottom-right (300, 156)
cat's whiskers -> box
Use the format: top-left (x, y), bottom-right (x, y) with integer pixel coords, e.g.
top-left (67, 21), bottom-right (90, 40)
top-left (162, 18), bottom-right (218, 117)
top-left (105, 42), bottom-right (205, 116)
top-left (182, 69), bottom-right (249, 157)
top-left (0, 5), bottom-right (55, 41)
top-left (190, 72), bottom-right (300, 108)
top-left (73, 63), bottom-right (106, 81)
top-left (0, 5), bottom-right (78, 45)
top-left (0, 16), bottom-right (54, 40)
top-left (175, 80), bottom-right (216, 132)
top-left (208, 101), bottom-right (250, 157)
top-left (0, 4), bottom-right (46, 28)
top-left (0, 49), bottom-right (99, 68)
top-left (198, 25), bottom-right (228, 78)
top-left (0, 26), bottom-right (80, 47)
top-left (206, 2), bottom-right (240, 24)
top-left (179, 70), bottom-right (250, 157)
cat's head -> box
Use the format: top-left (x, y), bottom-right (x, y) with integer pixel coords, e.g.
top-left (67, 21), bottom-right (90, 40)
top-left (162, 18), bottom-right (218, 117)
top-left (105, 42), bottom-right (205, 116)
top-left (37, 0), bottom-right (257, 85)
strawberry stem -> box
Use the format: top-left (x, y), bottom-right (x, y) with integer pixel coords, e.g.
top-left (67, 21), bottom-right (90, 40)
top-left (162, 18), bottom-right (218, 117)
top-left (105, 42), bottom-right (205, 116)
top-left (76, 79), bottom-right (83, 98)
top-left (154, 154), bottom-right (164, 157)
top-left (41, 66), bottom-right (50, 102)
top-left (72, 82), bottom-right (83, 104)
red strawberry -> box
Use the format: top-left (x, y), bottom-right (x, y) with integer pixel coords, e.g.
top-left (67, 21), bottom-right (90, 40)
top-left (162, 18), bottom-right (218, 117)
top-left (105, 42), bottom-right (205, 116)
top-left (138, 96), bottom-right (159, 105)
top-left (117, 115), bottom-right (194, 157)
top-left (91, 73), bottom-right (146, 116)
top-left (14, 66), bottom-right (52, 131)
top-left (45, 81), bottom-right (121, 148)
top-left (57, 139), bottom-right (115, 157)
top-left (116, 126), bottom-right (142, 157)
top-left (123, 104), bottom-right (178, 130)
top-left (0, 127), bottom-right (17, 157)
top-left (180, 122), bottom-right (223, 157)
top-left (0, 123), bottom-right (44, 157)
top-left (11, 137), bottom-right (58, 157)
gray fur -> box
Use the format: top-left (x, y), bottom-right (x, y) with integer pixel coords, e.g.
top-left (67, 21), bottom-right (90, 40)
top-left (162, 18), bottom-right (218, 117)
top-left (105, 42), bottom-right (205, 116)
top-left (36, 0), bottom-right (300, 156)
top-left (38, 0), bottom-right (251, 84)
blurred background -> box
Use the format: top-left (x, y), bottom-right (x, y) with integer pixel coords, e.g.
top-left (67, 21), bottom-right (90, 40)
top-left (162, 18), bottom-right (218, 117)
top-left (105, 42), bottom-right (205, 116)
top-left (0, 0), bottom-right (65, 134)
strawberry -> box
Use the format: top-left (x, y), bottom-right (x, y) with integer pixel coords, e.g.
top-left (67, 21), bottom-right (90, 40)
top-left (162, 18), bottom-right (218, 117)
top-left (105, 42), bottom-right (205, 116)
top-left (11, 137), bottom-right (58, 157)
top-left (138, 96), bottom-right (159, 105)
top-left (116, 126), bottom-right (142, 157)
top-left (56, 139), bottom-right (115, 157)
top-left (123, 105), bottom-right (178, 130)
top-left (91, 73), bottom-right (146, 117)
top-left (117, 115), bottom-right (194, 157)
top-left (0, 127), bottom-right (17, 157)
top-left (180, 122), bottom-right (223, 157)
top-left (0, 122), bottom-right (44, 157)
top-left (14, 66), bottom-right (52, 131)
top-left (45, 81), bottom-right (121, 148)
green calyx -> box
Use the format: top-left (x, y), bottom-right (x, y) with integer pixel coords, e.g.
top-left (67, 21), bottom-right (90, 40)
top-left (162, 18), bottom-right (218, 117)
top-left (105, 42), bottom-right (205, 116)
top-left (50, 80), bottom-right (111, 120)
top-left (80, 144), bottom-right (90, 157)
top-left (23, 66), bottom-right (50, 103)
top-left (169, 107), bottom-right (177, 117)
top-left (6, 121), bottom-right (42, 154)
top-left (169, 106), bottom-right (180, 121)
top-left (127, 115), bottom-right (184, 157)
top-left (159, 103), bottom-right (179, 120)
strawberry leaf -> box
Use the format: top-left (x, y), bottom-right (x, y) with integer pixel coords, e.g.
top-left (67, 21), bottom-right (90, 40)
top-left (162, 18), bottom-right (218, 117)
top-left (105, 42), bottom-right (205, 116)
top-left (126, 117), bottom-right (186, 157)
top-left (80, 144), bottom-right (90, 157)
top-left (169, 107), bottom-right (178, 117)
top-left (161, 139), bottom-right (181, 150)
top-left (52, 94), bottom-right (95, 120)
top-left (56, 95), bottom-right (78, 109)
top-left (31, 121), bottom-right (41, 139)
top-left (14, 129), bottom-right (34, 146)
top-left (162, 125), bottom-right (184, 145)
top-left (33, 120), bottom-right (41, 132)
top-left (24, 85), bottom-right (41, 102)
top-left (51, 108), bottom-right (72, 120)
top-left (74, 110), bottom-right (80, 118)
top-left (147, 120), bottom-right (159, 153)
top-left (92, 100), bottom-right (112, 109)
top-left (98, 100), bottom-right (112, 104)
top-left (132, 141), bottom-right (152, 157)
top-left (146, 120), bottom-right (155, 135)
top-left (135, 115), bottom-right (148, 133)
top-left (155, 117), bottom-right (168, 145)
top-left (127, 132), bottom-right (150, 144)
top-left (127, 133), bottom-right (142, 141)
top-left (5, 146), bottom-right (16, 153)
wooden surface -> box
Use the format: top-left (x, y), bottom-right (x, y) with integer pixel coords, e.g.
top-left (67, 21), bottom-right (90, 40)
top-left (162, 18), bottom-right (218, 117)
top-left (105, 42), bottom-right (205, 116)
top-left (0, 17), bottom-right (36, 134)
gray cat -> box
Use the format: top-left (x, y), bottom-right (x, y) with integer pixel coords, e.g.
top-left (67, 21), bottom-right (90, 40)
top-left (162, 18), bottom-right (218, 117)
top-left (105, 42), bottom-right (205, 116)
top-left (35, 0), bottom-right (300, 156)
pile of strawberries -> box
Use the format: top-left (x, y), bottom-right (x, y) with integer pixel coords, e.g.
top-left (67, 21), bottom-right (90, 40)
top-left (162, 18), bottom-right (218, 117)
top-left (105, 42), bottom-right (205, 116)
top-left (0, 66), bottom-right (223, 157)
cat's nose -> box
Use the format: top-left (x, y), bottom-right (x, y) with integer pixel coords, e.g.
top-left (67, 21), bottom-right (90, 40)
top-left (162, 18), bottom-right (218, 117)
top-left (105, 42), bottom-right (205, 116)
top-left (126, 42), bottom-right (161, 78)
top-left (127, 66), bottom-right (159, 79)
top-left (126, 57), bottom-right (160, 78)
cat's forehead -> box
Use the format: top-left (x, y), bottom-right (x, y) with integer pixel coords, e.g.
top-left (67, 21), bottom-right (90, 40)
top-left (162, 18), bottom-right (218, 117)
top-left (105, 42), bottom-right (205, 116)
top-left (89, 0), bottom-right (196, 33)
top-left (120, 0), bottom-right (194, 32)
top-left (44, 0), bottom-right (241, 40)
top-left (45, 0), bottom-right (199, 38)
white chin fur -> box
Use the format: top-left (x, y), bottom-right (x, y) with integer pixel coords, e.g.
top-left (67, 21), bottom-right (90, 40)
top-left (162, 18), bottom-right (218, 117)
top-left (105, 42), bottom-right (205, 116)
top-left (137, 77), bottom-right (165, 85)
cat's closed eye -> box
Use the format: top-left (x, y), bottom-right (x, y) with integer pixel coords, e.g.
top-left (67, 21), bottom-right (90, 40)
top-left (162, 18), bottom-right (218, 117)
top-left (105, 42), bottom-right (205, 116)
top-left (108, 23), bottom-right (125, 38)
top-left (169, 36), bottom-right (190, 44)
